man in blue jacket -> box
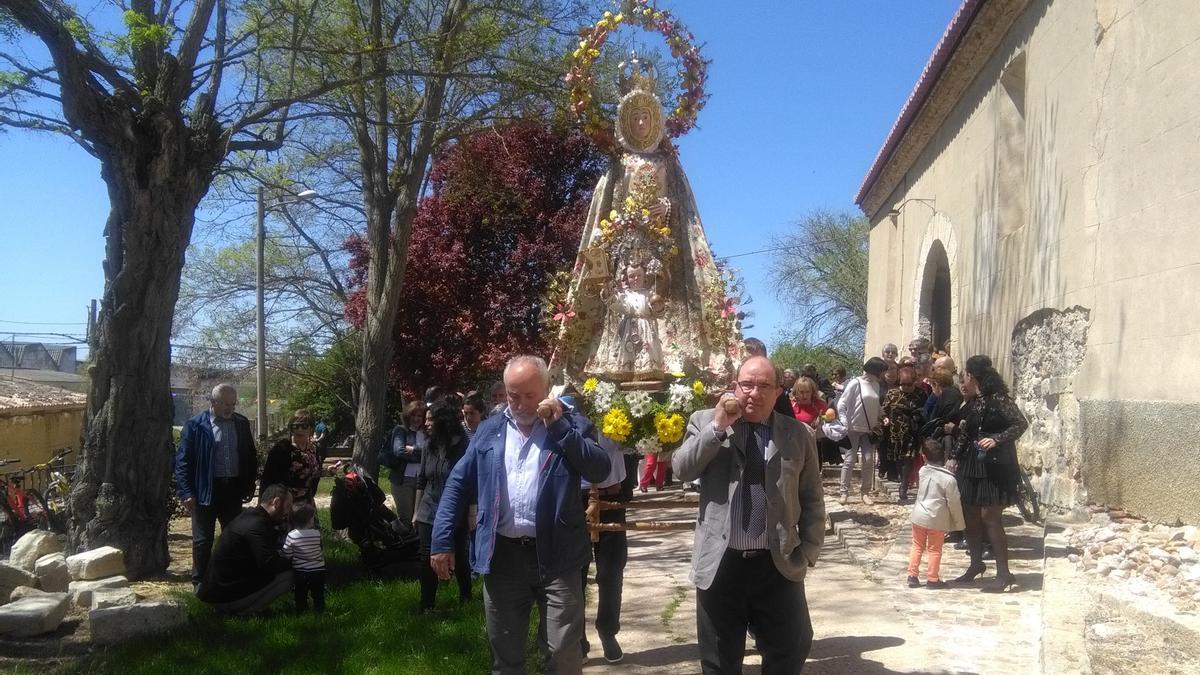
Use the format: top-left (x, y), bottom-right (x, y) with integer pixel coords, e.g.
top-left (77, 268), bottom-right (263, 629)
top-left (175, 383), bottom-right (259, 590)
top-left (432, 355), bottom-right (610, 675)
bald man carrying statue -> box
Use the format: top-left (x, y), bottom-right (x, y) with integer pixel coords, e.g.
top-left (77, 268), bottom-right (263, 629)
top-left (431, 355), bottom-right (611, 675)
top-left (674, 356), bottom-right (826, 674)
top-left (175, 382), bottom-right (259, 592)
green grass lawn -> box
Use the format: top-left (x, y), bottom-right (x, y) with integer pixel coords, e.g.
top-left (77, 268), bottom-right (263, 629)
top-left (56, 501), bottom-right (534, 675)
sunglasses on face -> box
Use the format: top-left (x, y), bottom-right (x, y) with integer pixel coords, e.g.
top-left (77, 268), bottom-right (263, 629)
top-left (290, 423), bottom-right (313, 431)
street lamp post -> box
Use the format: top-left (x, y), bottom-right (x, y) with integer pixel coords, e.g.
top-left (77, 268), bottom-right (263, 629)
top-left (256, 187), bottom-right (318, 444)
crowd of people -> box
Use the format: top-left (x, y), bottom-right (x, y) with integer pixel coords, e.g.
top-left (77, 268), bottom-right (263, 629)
top-left (759, 337), bottom-right (1030, 596)
top-left (172, 338), bottom-right (1028, 673)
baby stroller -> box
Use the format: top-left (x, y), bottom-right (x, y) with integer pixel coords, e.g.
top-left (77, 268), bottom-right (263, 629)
top-left (329, 466), bottom-right (420, 576)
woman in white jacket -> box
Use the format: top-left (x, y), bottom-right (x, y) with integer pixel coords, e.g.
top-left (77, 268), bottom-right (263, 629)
top-left (907, 439), bottom-right (966, 588)
top-left (835, 357), bottom-right (888, 504)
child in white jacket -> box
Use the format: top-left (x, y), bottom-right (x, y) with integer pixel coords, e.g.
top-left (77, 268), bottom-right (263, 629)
top-left (908, 439), bottom-right (966, 589)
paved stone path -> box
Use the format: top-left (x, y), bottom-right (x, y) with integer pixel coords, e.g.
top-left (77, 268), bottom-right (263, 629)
top-left (580, 482), bottom-right (1051, 674)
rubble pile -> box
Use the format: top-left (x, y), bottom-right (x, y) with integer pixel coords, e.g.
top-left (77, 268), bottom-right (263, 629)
top-left (0, 533), bottom-right (186, 643)
top-left (1067, 510), bottom-right (1200, 613)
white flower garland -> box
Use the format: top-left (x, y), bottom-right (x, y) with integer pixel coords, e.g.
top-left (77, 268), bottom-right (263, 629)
top-left (667, 383), bottom-right (695, 413)
top-left (635, 436), bottom-right (663, 455)
top-left (591, 381), bottom-right (618, 412)
top-left (627, 390), bottom-right (653, 418)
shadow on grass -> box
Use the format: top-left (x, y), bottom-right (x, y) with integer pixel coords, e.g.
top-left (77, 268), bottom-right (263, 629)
top-left (59, 580), bottom-right (493, 675)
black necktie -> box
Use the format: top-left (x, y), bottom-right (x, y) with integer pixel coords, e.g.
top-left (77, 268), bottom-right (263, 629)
top-left (739, 423), bottom-right (767, 540)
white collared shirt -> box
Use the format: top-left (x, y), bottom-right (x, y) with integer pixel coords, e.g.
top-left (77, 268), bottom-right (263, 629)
top-left (496, 413), bottom-right (548, 539)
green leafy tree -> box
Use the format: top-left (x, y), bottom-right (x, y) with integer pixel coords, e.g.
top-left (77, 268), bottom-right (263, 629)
top-left (771, 339), bottom-right (860, 383)
top-left (0, 0), bottom-right (367, 576)
top-left (769, 209), bottom-right (869, 358)
top-left (280, 333), bottom-right (363, 443)
top-left (278, 0), bottom-right (591, 478)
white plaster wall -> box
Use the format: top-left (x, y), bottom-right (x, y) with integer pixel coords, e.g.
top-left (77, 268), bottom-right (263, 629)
top-left (867, 0), bottom-right (1200, 401)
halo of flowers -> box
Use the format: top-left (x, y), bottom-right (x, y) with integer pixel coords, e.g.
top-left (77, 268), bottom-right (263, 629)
top-left (566, 0), bottom-right (709, 153)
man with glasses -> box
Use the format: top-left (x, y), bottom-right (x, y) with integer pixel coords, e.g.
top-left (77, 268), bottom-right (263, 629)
top-left (674, 356), bottom-right (825, 674)
top-left (175, 383), bottom-right (259, 592)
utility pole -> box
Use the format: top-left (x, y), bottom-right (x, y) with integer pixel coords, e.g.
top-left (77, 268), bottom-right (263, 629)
top-left (254, 187), bottom-right (317, 446)
top-left (256, 186), bottom-right (268, 445)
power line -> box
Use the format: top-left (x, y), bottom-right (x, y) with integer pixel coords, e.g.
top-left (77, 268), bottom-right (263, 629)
top-left (0, 319), bottom-right (88, 326)
top-left (716, 245), bottom-right (802, 261)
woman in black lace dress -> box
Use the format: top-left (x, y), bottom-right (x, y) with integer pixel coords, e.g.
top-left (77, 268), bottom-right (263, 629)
top-left (948, 355), bottom-right (1028, 592)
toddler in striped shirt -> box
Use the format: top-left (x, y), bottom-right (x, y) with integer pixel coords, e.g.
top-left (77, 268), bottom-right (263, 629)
top-left (283, 503), bottom-right (326, 613)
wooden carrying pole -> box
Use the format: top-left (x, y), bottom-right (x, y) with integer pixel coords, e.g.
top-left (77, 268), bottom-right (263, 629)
top-left (586, 486), bottom-right (697, 542)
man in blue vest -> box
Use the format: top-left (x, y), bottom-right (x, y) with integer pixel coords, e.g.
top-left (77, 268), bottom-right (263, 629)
top-left (432, 355), bottom-right (610, 675)
top-left (175, 383), bottom-right (259, 591)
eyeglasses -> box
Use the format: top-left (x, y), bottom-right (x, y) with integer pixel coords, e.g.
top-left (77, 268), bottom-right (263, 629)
top-left (290, 423), bottom-right (313, 431)
top-left (736, 381), bottom-right (777, 393)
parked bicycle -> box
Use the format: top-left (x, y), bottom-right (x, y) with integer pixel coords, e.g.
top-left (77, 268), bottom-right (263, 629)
top-left (36, 448), bottom-right (74, 534)
top-left (1014, 463), bottom-right (1041, 525)
top-left (0, 458), bottom-right (53, 554)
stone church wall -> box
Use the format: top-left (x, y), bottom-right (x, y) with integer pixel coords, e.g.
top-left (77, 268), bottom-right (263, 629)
top-left (861, 0), bottom-right (1200, 523)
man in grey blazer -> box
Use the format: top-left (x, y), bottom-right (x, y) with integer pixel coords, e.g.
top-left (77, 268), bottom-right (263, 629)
top-left (673, 356), bottom-right (825, 674)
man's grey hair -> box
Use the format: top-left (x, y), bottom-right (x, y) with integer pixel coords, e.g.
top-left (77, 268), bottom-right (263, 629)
top-left (882, 343), bottom-right (898, 354)
top-left (210, 383), bottom-right (237, 401)
top-left (504, 355), bottom-right (551, 388)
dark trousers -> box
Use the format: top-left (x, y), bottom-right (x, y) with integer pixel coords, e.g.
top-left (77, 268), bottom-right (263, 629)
top-left (579, 492), bottom-right (627, 640)
top-left (484, 536), bottom-right (584, 675)
top-left (418, 520), bottom-right (471, 610)
top-left (191, 478), bottom-right (245, 587)
top-left (294, 568), bottom-right (326, 612)
top-left (696, 550), bottom-right (812, 675)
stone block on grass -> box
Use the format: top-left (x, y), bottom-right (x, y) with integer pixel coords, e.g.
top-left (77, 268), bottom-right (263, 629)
top-left (90, 587), bottom-right (138, 610)
top-left (9, 530), bottom-right (64, 571)
top-left (68, 576), bottom-right (129, 608)
top-left (66, 546), bottom-right (125, 581)
top-left (89, 601), bottom-right (187, 645)
top-left (34, 552), bottom-right (70, 593)
top-left (0, 592), bottom-right (69, 637)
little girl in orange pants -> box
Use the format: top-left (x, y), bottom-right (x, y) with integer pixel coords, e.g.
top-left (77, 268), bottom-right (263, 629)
top-left (907, 440), bottom-right (966, 588)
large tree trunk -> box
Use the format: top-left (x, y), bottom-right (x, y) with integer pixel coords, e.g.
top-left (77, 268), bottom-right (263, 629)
top-left (351, 194), bottom-right (419, 478)
top-left (69, 122), bottom-right (214, 579)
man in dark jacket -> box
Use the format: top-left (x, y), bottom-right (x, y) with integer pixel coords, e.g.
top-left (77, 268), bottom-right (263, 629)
top-left (175, 383), bottom-right (259, 590)
top-left (432, 355), bottom-right (610, 675)
top-left (198, 483), bottom-right (293, 615)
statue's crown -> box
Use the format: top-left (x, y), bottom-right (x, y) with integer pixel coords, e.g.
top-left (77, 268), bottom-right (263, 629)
top-left (618, 51), bottom-right (657, 95)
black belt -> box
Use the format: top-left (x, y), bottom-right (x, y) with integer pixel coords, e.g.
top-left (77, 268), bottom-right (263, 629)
top-left (733, 549), bottom-right (770, 559)
top-left (499, 535), bottom-right (536, 547)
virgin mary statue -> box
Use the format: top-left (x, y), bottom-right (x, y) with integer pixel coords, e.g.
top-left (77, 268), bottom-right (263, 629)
top-left (552, 54), bottom-right (739, 384)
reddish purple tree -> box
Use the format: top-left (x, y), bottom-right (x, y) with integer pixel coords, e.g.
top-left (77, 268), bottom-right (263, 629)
top-left (346, 122), bottom-right (605, 396)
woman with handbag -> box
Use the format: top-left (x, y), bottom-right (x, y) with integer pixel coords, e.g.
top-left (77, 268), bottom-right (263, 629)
top-left (836, 357), bottom-right (888, 505)
top-left (946, 355), bottom-right (1028, 592)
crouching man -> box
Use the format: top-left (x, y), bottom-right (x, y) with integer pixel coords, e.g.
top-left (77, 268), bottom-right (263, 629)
top-left (198, 483), bottom-right (294, 615)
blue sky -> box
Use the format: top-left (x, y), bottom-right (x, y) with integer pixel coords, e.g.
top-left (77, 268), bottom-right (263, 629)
top-left (0, 1), bottom-right (960, 355)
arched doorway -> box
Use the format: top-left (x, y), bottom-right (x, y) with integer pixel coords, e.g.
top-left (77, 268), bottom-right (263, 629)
top-left (918, 240), bottom-right (952, 352)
